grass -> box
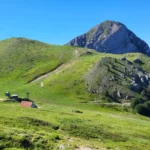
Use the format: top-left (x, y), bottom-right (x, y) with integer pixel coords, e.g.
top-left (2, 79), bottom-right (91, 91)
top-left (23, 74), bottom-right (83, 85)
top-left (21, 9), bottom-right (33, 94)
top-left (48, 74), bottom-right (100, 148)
top-left (0, 101), bottom-right (150, 150)
top-left (0, 37), bottom-right (76, 82)
top-left (0, 38), bottom-right (150, 149)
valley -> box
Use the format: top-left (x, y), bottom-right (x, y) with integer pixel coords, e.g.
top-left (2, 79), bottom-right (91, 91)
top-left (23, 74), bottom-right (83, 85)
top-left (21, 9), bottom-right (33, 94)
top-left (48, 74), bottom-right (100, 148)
top-left (0, 34), bottom-right (150, 149)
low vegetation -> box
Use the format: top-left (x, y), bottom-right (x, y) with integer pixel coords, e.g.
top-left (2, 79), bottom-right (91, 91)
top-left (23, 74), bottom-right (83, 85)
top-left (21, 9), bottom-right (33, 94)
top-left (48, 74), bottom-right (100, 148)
top-left (0, 38), bottom-right (150, 149)
top-left (0, 102), bottom-right (150, 150)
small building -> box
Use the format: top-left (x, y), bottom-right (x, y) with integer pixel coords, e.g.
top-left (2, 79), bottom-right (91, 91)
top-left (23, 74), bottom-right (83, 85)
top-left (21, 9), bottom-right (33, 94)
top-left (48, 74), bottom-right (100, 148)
top-left (11, 94), bottom-right (23, 102)
top-left (20, 101), bottom-right (38, 108)
top-left (11, 94), bottom-right (18, 100)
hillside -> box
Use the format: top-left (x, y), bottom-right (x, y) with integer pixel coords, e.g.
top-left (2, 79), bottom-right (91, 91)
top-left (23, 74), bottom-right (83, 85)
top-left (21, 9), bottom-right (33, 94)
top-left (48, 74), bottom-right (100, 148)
top-left (67, 20), bottom-right (150, 55)
top-left (0, 38), bottom-right (150, 105)
top-left (0, 37), bottom-right (150, 149)
top-left (86, 56), bottom-right (150, 102)
top-left (0, 37), bottom-right (75, 82)
top-left (0, 100), bottom-right (150, 150)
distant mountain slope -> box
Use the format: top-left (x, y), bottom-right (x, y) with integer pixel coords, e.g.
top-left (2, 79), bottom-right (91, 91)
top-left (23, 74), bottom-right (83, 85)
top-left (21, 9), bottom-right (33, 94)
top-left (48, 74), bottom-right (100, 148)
top-left (1, 37), bottom-right (150, 117)
top-left (67, 20), bottom-right (150, 55)
top-left (86, 56), bottom-right (150, 102)
top-left (0, 37), bottom-right (75, 82)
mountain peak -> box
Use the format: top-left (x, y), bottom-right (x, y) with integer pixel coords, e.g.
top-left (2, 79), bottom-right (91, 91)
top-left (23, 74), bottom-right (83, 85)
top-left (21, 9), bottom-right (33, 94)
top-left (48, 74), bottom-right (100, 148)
top-left (99, 20), bottom-right (123, 25)
top-left (67, 20), bottom-right (150, 55)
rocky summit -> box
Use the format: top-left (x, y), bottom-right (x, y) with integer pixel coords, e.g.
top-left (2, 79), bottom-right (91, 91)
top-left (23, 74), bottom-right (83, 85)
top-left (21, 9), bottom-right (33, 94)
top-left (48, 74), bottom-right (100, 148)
top-left (67, 20), bottom-right (150, 55)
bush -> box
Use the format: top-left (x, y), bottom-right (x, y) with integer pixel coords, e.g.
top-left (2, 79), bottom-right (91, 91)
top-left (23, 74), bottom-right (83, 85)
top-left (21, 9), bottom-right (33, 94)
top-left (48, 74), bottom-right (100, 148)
top-left (72, 110), bottom-right (83, 113)
top-left (135, 104), bottom-right (150, 117)
top-left (143, 101), bottom-right (150, 109)
top-left (131, 98), bottom-right (144, 109)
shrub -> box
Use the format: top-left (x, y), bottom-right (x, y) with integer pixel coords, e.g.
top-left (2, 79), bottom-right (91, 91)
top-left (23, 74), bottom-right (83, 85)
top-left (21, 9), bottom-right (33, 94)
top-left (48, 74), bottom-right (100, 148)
top-left (72, 110), bottom-right (83, 113)
top-left (143, 101), bottom-right (150, 109)
top-left (131, 98), bottom-right (144, 109)
top-left (135, 104), bottom-right (150, 117)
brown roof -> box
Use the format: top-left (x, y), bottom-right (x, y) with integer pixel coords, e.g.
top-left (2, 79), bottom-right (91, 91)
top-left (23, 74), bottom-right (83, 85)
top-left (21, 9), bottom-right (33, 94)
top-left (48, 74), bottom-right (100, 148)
top-left (20, 101), bottom-right (33, 108)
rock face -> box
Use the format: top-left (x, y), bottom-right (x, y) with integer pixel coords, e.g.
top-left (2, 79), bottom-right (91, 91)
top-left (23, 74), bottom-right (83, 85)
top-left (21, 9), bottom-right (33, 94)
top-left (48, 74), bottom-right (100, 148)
top-left (86, 57), bottom-right (150, 102)
top-left (67, 20), bottom-right (150, 55)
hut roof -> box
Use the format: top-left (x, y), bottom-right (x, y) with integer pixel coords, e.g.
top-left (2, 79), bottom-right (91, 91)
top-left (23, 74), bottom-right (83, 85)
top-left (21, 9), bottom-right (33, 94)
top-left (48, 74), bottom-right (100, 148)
top-left (20, 101), bottom-right (34, 108)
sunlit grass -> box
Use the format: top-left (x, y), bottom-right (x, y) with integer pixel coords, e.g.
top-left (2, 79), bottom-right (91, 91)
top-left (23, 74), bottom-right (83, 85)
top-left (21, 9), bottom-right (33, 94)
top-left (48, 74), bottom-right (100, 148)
top-left (0, 38), bottom-right (150, 149)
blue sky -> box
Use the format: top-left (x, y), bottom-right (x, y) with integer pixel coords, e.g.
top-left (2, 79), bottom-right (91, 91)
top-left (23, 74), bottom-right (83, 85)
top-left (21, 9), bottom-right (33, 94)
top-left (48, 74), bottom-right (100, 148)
top-left (0, 0), bottom-right (150, 45)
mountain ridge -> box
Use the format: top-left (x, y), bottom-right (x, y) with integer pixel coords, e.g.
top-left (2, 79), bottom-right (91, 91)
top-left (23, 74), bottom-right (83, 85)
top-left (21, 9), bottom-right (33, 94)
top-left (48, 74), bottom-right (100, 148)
top-left (67, 20), bottom-right (150, 55)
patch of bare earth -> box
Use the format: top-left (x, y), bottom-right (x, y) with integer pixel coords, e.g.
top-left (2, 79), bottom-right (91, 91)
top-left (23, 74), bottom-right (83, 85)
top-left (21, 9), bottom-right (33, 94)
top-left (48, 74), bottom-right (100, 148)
top-left (75, 147), bottom-right (106, 150)
top-left (30, 59), bottom-right (78, 84)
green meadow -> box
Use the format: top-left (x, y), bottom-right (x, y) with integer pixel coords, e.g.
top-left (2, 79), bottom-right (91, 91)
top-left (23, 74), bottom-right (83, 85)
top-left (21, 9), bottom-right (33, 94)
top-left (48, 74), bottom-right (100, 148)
top-left (0, 38), bottom-right (150, 149)
top-left (0, 101), bottom-right (150, 150)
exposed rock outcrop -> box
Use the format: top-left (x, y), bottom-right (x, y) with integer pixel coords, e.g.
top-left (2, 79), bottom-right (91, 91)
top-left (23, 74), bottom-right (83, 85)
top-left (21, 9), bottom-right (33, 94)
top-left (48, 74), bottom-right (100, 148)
top-left (67, 20), bottom-right (150, 55)
top-left (86, 57), bottom-right (150, 102)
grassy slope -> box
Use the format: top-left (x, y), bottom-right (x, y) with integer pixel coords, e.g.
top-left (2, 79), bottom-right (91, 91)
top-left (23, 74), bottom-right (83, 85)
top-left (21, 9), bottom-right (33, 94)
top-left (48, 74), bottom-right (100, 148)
top-left (0, 38), bottom-right (74, 81)
top-left (0, 38), bottom-right (81, 97)
top-left (0, 38), bottom-right (147, 101)
top-left (0, 101), bottom-right (150, 150)
top-left (0, 38), bottom-right (150, 149)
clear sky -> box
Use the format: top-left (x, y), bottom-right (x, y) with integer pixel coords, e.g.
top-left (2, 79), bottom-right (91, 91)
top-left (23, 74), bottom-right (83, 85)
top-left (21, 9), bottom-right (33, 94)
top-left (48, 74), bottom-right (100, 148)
top-left (0, 0), bottom-right (150, 45)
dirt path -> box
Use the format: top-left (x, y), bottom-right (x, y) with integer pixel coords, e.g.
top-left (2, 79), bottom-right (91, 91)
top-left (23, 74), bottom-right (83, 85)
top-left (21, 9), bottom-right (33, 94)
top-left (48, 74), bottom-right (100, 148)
top-left (0, 98), bottom-right (5, 101)
top-left (30, 60), bottom-right (77, 84)
top-left (75, 147), bottom-right (106, 150)
top-left (75, 147), bottom-right (93, 150)
top-left (30, 50), bottom-right (79, 84)
top-left (30, 64), bottom-right (65, 83)
top-left (75, 49), bottom-right (79, 58)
